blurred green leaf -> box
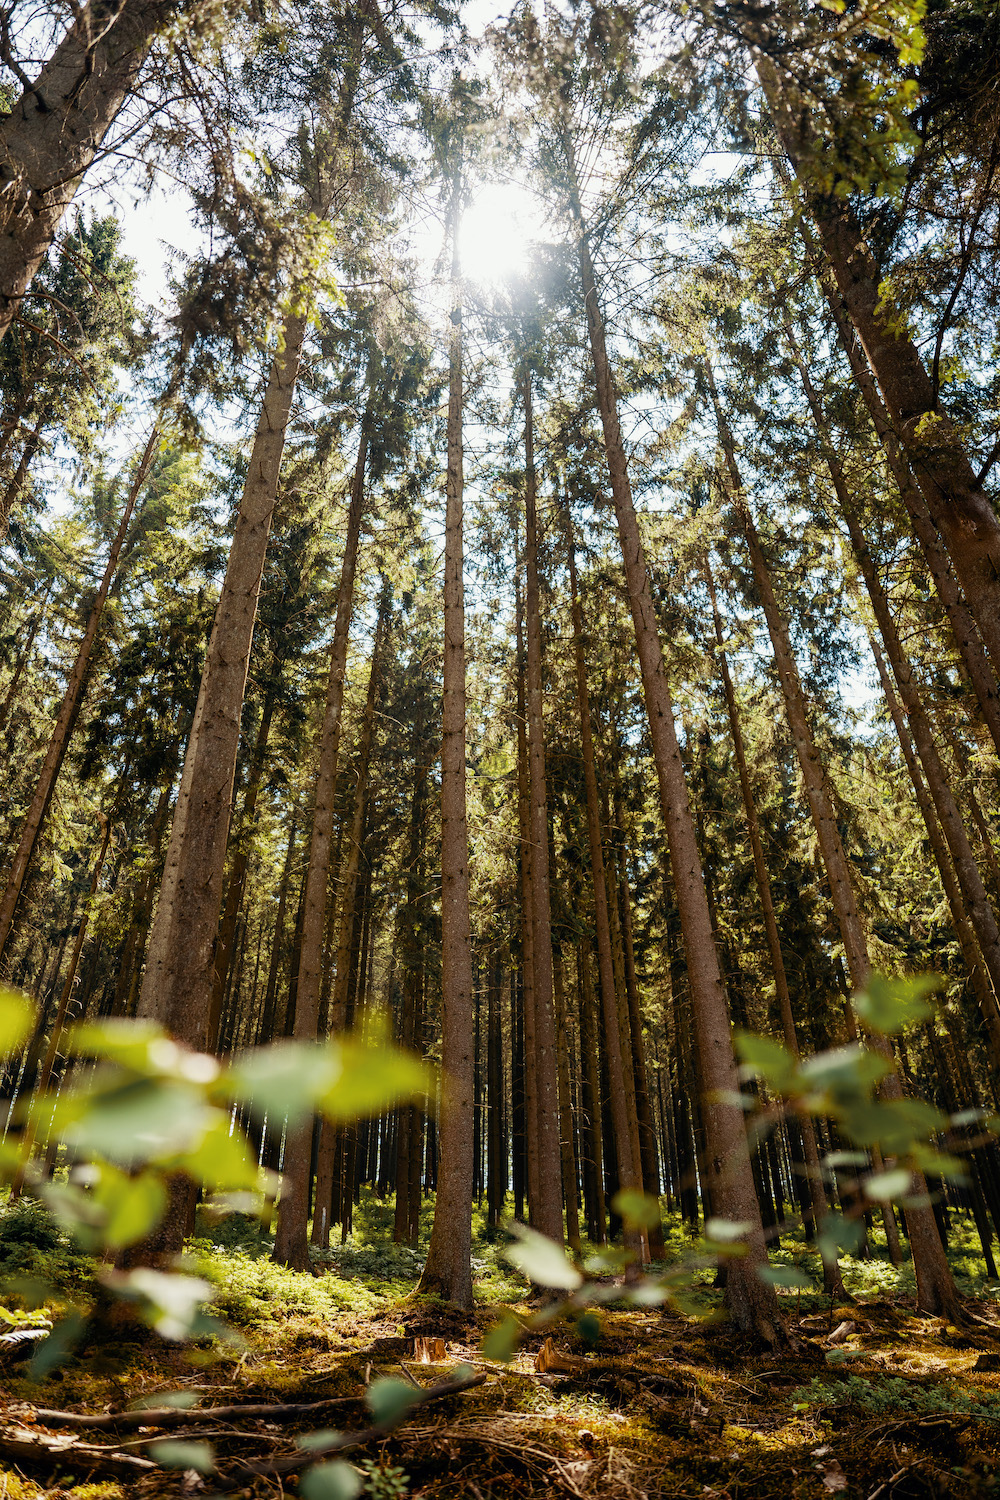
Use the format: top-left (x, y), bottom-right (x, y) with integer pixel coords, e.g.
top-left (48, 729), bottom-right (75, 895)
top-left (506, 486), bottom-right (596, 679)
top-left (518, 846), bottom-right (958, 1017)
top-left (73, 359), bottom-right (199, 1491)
top-left (221, 1042), bottom-right (339, 1125)
top-left (365, 1377), bottom-right (421, 1425)
top-left (799, 1045), bottom-right (891, 1096)
top-left (704, 1218), bottom-right (751, 1243)
top-left (95, 1166), bottom-right (167, 1249)
top-left (28, 1311), bottom-right (87, 1380)
top-left (299, 1429), bottom-right (344, 1451)
top-left (612, 1188), bottom-right (661, 1231)
top-left (817, 1212), bottom-right (866, 1263)
top-left (757, 1265), bottom-right (813, 1289)
top-left (506, 1224), bottom-right (583, 1289)
top-left (0, 988), bottom-right (35, 1058)
top-left (863, 1168), bottom-right (912, 1201)
top-left (735, 1032), bottom-right (797, 1091)
top-left (173, 1115), bottom-right (260, 1190)
top-left (105, 1268), bottom-right (213, 1341)
top-left (132, 1391), bottom-right (198, 1411)
top-left (148, 1440), bottom-right (215, 1473)
top-left (318, 1031), bottom-right (431, 1122)
top-left (482, 1314), bottom-right (521, 1362)
top-left (853, 973), bottom-right (939, 1036)
top-left (42, 1076), bottom-right (212, 1165)
top-left (576, 1311), bottom-right (602, 1346)
top-left (300, 1461), bottom-right (363, 1500)
top-left (67, 1019), bottom-right (219, 1084)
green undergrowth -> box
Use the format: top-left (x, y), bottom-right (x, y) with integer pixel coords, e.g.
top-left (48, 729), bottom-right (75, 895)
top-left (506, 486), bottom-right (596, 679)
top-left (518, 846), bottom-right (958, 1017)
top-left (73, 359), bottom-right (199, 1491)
top-left (5, 1189), bottom-right (1000, 1344)
top-left (793, 1372), bottom-right (1000, 1423)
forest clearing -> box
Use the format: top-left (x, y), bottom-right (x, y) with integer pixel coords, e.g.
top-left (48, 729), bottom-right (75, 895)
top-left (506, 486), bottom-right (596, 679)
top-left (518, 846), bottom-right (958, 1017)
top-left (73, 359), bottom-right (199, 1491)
top-left (2, 0), bottom-right (1000, 1495)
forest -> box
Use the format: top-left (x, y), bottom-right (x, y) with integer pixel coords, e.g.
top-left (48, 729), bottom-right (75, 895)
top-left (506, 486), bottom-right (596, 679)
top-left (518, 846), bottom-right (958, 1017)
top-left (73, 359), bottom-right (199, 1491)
top-left (1, 0), bottom-right (1000, 1495)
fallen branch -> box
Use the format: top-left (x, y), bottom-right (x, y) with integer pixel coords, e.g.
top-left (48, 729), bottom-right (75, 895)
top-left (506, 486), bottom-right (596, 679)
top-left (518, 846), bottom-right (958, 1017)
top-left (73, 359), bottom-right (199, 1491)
top-left (21, 1395), bottom-right (363, 1433)
top-left (220, 1370), bottom-right (489, 1486)
top-left (0, 1425), bottom-right (157, 1478)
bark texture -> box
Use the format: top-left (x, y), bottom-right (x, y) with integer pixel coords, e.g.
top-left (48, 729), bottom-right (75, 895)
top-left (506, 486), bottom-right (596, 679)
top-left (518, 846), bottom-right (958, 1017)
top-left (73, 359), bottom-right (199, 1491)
top-left (0, 0), bottom-right (181, 340)
top-left (562, 132), bottom-right (783, 1342)
top-left (417, 168), bottom-right (474, 1308)
top-left (522, 368), bottom-right (564, 1245)
top-left (758, 57), bottom-right (1000, 679)
top-left (137, 315), bottom-right (306, 1047)
top-left (0, 427), bottom-right (158, 963)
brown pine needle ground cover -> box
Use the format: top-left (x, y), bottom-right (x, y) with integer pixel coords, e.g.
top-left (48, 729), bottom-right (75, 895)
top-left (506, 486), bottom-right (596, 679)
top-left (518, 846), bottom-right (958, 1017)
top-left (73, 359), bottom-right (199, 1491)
top-left (4, 1202), bottom-right (1000, 1500)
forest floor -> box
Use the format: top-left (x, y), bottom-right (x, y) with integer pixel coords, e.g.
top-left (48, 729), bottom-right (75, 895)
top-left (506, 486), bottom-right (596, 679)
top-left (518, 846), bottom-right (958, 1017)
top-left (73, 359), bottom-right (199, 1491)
top-left (3, 1195), bottom-right (1000, 1499)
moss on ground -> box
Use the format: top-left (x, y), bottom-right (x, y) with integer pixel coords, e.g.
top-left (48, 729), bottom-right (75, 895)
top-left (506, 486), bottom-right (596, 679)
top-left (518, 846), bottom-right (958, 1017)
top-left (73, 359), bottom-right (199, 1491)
top-left (3, 1195), bottom-right (1000, 1496)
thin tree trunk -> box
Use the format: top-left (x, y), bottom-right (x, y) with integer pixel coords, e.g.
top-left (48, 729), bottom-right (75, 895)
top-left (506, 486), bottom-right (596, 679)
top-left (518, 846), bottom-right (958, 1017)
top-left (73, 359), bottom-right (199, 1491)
top-left (0, 592), bottom-right (48, 740)
top-left (137, 314), bottom-right (307, 1050)
top-left (758, 57), bottom-right (1000, 679)
top-left (809, 267), bottom-right (1000, 758)
top-left (0, 420), bottom-right (42, 536)
top-left (522, 368), bottom-right (563, 1244)
top-left (0, 0), bottom-right (182, 340)
top-left (562, 138), bottom-right (782, 1342)
top-left (417, 159), bottom-right (475, 1308)
top-left (785, 334), bottom-right (1000, 1058)
top-left (868, 632), bottom-right (1000, 1062)
top-left (273, 596), bottom-right (387, 1268)
top-left (704, 557), bottom-right (844, 1296)
top-left (207, 676), bottom-right (279, 1047)
top-left (293, 407), bottom-right (372, 1050)
top-left (0, 426), bottom-right (158, 962)
top-left (611, 790), bottom-right (665, 1256)
top-left (9, 812), bottom-right (112, 1198)
top-left (515, 581), bottom-right (540, 1216)
top-left (564, 519), bottom-right (643, 1262)
top-left (708, 364), bottom-right (964, 1320)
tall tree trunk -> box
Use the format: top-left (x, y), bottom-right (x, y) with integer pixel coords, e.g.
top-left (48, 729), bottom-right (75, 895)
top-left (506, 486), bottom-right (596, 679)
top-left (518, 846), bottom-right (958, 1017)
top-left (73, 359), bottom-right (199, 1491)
top-left (564, 519), bottom-right (643, 1263)
top-left (0, 0), bottom-right (183, 341)
top-left (514, 580), bottom-right (540, 1216)
top-left (522, 369), bottom-right (563, 1244)
top-left (758, 57), bottom-right (1000, 678)
top-left (293, 406), bottom-right (373, 1050)
top-left (0, 420), bottom-right (42, 536)
top-left (577, 936), bottom-right (607, 1243)
top-left (9, 811), bottom-right (112, 1198)
top-left (417, 160), bottom-right (475, 1308)
top-left (708, 364), bottom-right (965, 1320)
top-left (0, 426), bottom-right (158, 962)
top-left (869, 632), bottom-right (1000, 1054)
top-left (274, 595), bottom-right (388, 1268)
top-left (808, 267), bottom-right (1000, 758)
top-left (785, 333), bottom-right (1000, 1058)
top-left (611, 789), bottom-right (665, 1256)
top-left (207, 674), bottom-right (279, 1048)
top-left (137, 314), bottom-right (307, 1051)
top-left (704, 558), bottom-right (844, 1296)
top-left (561, 136), bottom-right (782, 1342)
top-left (0, 591), bottom-right (48, 740)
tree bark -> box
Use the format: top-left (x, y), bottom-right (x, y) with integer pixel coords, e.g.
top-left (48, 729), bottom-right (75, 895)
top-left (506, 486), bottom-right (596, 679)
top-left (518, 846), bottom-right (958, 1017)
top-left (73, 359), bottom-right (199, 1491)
top-left (560, 132), bottom-right (783, 1343)
top-left (564, 519), bottom-right (643, 1263)
top-left (708, 363), bottom-right (964, 1320)
top-left (0, 0), bottom-right (182, 340)
top-left (704, 557), bottom-right (844, 1296)
top-left (137, 314), bottom-right (307, 1049)
top-left (522, 368), bottom-right (563, 1245)
top-left (0, 426), bottom-right (158, 963)
top-left (810, 263), bottom-right (1000, 759)
top-left (274, 595), bottom-right (387, 1268)
top-left (758, 56), bottom-right (1000, 679)
top-left (417, 159), bottom-right (475, 1309)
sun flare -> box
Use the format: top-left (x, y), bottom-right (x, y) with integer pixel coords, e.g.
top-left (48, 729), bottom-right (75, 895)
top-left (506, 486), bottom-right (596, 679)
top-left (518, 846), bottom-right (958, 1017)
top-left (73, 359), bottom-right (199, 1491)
top-left (460, 180), bottom-right (546, 285)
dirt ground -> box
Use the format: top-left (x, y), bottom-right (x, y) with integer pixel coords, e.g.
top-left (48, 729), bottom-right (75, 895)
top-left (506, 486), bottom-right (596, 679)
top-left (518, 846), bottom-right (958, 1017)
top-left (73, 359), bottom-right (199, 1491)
top-left (4, 1290), bottom-right (1000, 1499)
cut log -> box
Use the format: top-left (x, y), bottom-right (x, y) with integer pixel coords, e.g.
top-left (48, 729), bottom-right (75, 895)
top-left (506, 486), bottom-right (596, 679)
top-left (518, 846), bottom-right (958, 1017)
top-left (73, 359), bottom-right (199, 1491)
top-left (534, 1338), bottom-right (587, 1374)
top-left (413, 1337), bottom-right (447, 1363)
